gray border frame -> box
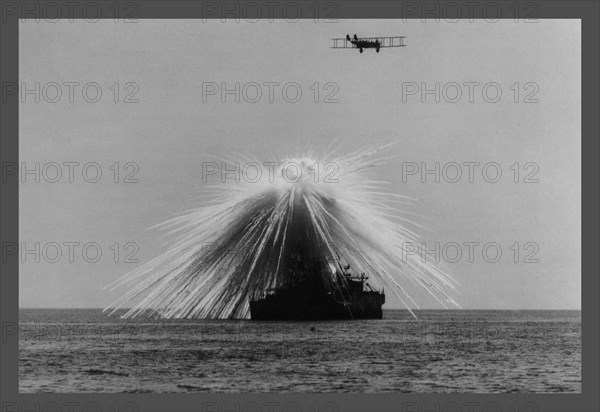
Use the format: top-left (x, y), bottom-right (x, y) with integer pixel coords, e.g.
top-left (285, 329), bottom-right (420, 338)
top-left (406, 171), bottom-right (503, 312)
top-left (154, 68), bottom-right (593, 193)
top-left (1, 1), bottom-right (598, 411)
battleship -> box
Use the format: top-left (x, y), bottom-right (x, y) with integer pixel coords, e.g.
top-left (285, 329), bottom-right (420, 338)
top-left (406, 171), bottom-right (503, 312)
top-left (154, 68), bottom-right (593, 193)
top-left (249, 203), bottom-right (386, 321)
top-left (249, 260), bottom-right (385, 320)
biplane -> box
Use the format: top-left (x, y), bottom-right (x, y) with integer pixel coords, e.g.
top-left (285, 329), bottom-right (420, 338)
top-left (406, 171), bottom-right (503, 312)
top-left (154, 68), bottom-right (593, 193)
top-left (331, 34), bottom-right (406, 53)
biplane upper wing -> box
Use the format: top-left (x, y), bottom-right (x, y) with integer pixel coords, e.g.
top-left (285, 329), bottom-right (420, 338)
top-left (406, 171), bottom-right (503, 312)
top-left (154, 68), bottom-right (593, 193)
top-left (375, 36), bottom-right (407, 47)
top-left (331, 38), bottom-right (352, 48)
top-left (330, 36), bottom-right (406, 48)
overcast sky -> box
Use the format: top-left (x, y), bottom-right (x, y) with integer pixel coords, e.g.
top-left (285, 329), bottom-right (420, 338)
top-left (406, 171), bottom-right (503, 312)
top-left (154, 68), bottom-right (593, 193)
top-left (19, 19), bottom-right (580, 310)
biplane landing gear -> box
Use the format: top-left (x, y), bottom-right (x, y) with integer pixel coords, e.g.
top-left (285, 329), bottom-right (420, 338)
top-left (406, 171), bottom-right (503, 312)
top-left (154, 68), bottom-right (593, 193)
top-left (359, 48), bottom-right (363, 53)
top-left (376, 47), bottom-right (380, 53)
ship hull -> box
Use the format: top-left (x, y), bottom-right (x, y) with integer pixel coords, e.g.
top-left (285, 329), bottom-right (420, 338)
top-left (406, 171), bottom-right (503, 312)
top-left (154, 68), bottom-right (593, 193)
top-left (250, 290), bottom-right (384, 320)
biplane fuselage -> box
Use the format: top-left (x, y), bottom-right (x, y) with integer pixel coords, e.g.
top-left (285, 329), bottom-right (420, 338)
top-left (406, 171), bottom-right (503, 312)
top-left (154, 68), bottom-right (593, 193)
top-left (350, 39), bottom-right (380, 52)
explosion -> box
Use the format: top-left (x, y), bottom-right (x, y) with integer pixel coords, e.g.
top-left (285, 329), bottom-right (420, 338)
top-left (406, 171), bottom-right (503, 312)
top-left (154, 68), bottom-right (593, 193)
top-left (105, 145), bottom-right (459, 319)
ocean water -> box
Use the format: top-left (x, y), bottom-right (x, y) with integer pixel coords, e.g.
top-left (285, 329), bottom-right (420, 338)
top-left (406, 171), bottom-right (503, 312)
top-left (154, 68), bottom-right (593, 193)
top-left (19, 309), bottom-right (581, 393)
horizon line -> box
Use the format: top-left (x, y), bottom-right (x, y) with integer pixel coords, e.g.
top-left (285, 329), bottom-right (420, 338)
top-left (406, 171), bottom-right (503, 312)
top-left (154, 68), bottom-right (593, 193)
top-left (18, 307), bottom-right (582, 311)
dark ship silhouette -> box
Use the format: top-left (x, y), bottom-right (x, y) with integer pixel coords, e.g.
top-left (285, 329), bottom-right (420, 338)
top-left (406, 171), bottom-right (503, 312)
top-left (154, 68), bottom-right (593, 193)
top-left (250, 258), bottom-right (385, 320)
top-left (249, 197), bottom-right (384, 320)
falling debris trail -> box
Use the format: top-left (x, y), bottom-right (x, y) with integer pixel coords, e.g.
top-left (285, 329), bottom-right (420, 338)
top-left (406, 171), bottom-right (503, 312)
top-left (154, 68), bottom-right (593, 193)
top-left (105, 146), bottom-right (459, 319)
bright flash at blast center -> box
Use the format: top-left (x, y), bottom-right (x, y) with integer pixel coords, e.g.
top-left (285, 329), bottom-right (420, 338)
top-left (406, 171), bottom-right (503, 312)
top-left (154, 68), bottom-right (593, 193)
top-left (105, 146), bottom-right (459, 319)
